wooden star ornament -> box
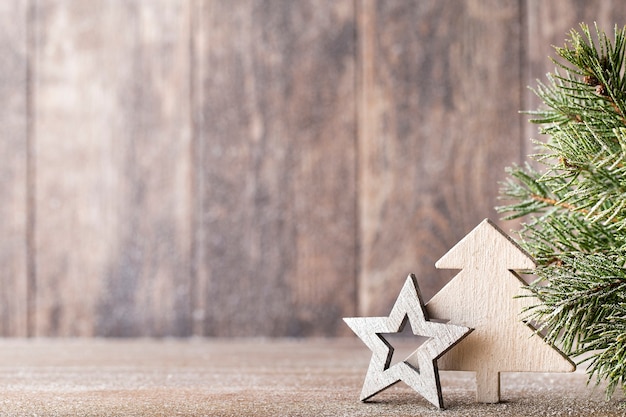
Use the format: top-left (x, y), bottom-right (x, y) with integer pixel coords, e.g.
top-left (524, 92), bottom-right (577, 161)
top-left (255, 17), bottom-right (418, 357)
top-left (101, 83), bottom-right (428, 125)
top-left (344, 274), bottom-right (472, 409)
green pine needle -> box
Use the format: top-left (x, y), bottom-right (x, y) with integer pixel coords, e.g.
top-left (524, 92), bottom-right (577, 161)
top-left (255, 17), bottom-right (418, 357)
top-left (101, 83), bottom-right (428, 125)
top-left (498, 23), bottom-right (626, 398)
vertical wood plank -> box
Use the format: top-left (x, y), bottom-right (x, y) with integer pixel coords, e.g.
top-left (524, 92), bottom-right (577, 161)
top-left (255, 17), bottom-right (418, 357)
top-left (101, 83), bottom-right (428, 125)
top-left (0, 0), bottom-right (28, 336)
top-left (524, 1), bottom-right (626, 148)
top-left (34, 0), bottom-right (192, 336)
top-left (193, 0), bottom-right (357, 336)
top-left (358, 0), bottom-right (524, 315)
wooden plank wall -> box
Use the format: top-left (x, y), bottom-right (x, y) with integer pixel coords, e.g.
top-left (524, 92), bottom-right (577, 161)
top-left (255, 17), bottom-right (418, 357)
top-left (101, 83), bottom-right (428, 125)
top-left (33, 1), bottom-right (193, 338)
top-left (0, 1), bottom-right (28, 337)
top-left (358, 0), bottom-right (524, 316)
top-left (193, 1), bottom-right (357, 337)
top-left (0, 1), bottom-right (623, 337)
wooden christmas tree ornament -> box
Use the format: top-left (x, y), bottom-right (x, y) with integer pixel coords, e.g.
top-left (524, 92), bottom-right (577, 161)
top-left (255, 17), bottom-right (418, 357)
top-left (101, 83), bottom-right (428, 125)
top-left (426, 219), bottom-right (575, 403)
top-left (344, 274), bottom-right (472, 409)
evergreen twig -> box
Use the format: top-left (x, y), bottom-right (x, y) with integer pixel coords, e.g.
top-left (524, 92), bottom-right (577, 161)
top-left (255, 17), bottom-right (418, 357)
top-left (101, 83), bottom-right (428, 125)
top-left (498, 23), bottom-right (626, 398)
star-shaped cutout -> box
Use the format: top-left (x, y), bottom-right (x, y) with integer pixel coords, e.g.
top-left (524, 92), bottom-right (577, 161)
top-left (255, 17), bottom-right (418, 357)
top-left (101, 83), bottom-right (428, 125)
top-left (344, 274), bottom-right (472, 408)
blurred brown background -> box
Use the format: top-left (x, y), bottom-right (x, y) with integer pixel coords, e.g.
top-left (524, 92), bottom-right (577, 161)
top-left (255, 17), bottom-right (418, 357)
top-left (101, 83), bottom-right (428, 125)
top-left (0, 0), bottom-right (624, 338)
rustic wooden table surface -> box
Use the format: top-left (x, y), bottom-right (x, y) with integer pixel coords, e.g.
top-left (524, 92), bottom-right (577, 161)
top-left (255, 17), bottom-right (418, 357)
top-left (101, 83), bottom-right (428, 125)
top-left (0, 338), bottom-right (622, 416)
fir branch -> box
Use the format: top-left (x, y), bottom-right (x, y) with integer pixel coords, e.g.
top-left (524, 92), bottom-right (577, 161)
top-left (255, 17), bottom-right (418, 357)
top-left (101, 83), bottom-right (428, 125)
top-left (528, 194), bottom-right (588, 215)
top-left (499, 23), bottom-right (626, 398)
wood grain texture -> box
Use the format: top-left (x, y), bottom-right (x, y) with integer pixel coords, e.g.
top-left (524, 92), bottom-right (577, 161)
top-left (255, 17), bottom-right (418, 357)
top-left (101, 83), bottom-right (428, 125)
top-left (358, 0), bottom-right (525, 317)
top-left (0, 0), bottom-right (28, 336)
top-left (523, 1), bottom-right (626, 150)
top-left (5, 2), bottom-right (622, 337)
top-left (33, 0), bottom-right (192, 336)
top-left (193, 0), bottom-right (357, 336)
top-left (344, 274), bottom-right (471, 408)
top-left (0, 339), bottom-right (618, 416)
top-left (427, 220), bottom-right (575, 403)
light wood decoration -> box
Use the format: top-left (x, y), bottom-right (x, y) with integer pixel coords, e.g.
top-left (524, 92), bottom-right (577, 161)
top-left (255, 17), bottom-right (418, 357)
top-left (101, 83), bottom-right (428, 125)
top-left (426, 219), bottom-right (575, 403)
top-left (344, 274), bottom-right (472, 409)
